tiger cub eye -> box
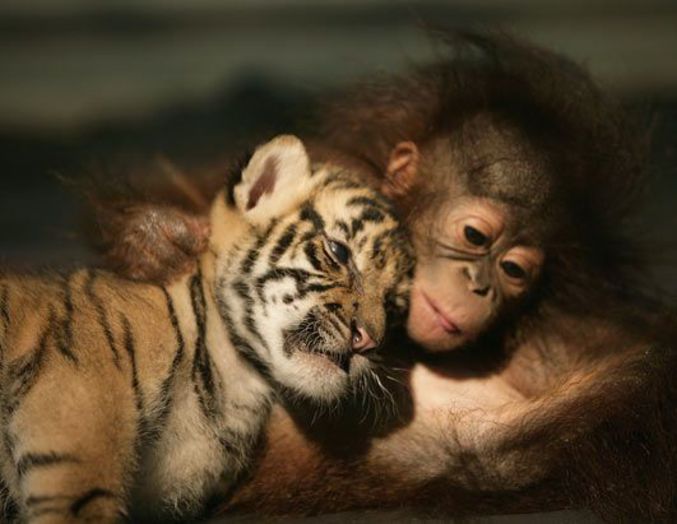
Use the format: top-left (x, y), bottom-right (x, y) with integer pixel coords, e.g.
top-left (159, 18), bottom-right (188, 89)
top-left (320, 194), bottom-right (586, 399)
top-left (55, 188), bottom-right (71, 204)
top-left (326, 239), bottom-right (351, 265)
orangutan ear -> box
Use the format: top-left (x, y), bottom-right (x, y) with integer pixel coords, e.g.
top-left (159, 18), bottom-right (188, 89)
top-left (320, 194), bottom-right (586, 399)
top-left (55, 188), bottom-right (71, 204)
top-left (382, 141), bottom-right (420, 198)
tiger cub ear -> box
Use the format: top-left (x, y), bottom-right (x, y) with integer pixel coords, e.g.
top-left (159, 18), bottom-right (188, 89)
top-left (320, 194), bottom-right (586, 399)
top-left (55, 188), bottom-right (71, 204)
top-left (233, 135), bottom-right (315, 226)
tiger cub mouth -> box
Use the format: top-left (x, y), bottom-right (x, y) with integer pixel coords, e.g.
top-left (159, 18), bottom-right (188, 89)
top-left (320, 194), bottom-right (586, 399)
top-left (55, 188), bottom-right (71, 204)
top-left (300, 347), bottom-right (352, 373)
top-left (284, 331), bottom-right (354, 374)
top-left (283, 310), bottom-right (367, 375)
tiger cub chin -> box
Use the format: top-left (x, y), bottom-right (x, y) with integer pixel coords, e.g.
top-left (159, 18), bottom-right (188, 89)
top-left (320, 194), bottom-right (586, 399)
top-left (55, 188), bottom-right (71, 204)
top-left (0, 135), bottom-right (413, 523)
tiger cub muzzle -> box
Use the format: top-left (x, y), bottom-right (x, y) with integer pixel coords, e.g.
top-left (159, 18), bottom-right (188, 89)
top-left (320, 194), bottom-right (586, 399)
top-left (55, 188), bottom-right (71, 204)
top-left (283, 303), bottom-right (375, 374)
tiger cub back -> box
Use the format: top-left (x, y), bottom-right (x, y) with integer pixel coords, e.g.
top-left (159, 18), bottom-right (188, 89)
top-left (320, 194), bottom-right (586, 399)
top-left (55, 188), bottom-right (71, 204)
top-left (0, 135), bottom-right (413, 522)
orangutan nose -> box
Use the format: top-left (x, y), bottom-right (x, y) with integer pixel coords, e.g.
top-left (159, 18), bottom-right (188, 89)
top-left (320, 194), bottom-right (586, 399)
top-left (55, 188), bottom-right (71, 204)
top-left (351, 323), bottom-right (377, 352)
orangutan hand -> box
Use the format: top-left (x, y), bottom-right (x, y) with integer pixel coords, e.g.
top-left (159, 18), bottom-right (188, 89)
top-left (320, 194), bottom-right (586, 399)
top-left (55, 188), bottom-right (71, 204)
top-left (101, 203), bottom-right (210, 283)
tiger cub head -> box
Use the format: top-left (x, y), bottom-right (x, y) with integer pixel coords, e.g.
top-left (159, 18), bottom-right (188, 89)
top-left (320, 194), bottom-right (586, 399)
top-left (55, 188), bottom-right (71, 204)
top-left (207, 135), bottom-right (414, 402)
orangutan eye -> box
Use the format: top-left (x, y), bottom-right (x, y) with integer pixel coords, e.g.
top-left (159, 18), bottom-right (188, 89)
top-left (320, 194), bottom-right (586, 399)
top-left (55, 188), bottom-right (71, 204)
top-left (325, 239), bottom-right (351, 265)
top-left (464, 225), bottom-right (489, 247)
top-left (500, 260), bottom-right (527, 280)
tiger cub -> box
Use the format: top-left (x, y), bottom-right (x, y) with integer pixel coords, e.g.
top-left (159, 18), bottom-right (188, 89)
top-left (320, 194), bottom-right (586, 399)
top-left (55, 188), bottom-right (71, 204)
top-left (0, 135), bottom-right (413, 523)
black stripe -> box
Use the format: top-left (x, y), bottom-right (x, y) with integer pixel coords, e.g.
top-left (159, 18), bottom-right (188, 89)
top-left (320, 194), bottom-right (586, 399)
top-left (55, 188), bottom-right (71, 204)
top-left (324, 313), bottom-right (346, 337)
top-left (152, 288), bottom-right (186, 437)
top-left (347, 196), bottom-right (382, 210)
top-left (121, 315), bottom-right (146, 422)
top-left (190, 273), bottom-right (219, 420)
top-left (25, 490), bottom-right (120, 519)
top-left (349, 193), bottom-right (396, 213)
top-left (70, 488), bottom-right (116, 516)
top-left (349, 207), bottom-right (387, 239)
top-left (299, 231), bottom-right (316, 244)
top-left (230, 333), bottom-right (271, 381)
top-left (214, 295), bottom-right (272, 381)
top-left (324, 302), bottom-right (342, 313)
top-left (335, 220), bottom-right (351, 237)
top-left (84, 271), bottom-right (120, 369)
top-left (0, 283), bottom-right (9, 327)
top-left (56, 276), bottom-right (78, 364)
top-left (357, 236), bottom-right (368, 251)
top-left (17, 452), bottom-right (79, 477)
top-left (121, 314), bottom-right (151, 461)
top-left (7, 318), bottom-right (51, 414)
top-left (232, 280), bottom-right (249, 300)
top-left (241, 220), bottom-right (278, 274)
top-left (369, 230), bottom-right (386, 260)
top-left (299, 204), bottom-right (325, 231)
top-left (232, 280), bottom-right (267, 350)
top-left (0, 482), bottom-right (17, 520)
top-left (2, 429), bottom-right (16, 464)
top-left (256, 267), bottom-right (311, 290)
top-left (300, 283), bottom-right (340, 297)
top-left (371, 227), bottom-right (402, 268)
top-left (269, 223), bottom-right (297, 264)
top-left (350, 218), bottom-right (365, 237)
top-left (254, 268), bottom-right (312, 305)
top-left (240, 247), bottom-right (260, 275)
top-left (321, 305), bottom-right (349, 336)
top-left (359, 207), bottom-right (385, 224)
top-left (303, 242), bottom-right (323, 271)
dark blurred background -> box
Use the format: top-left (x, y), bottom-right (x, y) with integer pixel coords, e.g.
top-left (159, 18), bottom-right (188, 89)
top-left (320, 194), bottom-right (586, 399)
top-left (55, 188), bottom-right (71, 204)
top-left (1, 0), bottom-right (676, 292)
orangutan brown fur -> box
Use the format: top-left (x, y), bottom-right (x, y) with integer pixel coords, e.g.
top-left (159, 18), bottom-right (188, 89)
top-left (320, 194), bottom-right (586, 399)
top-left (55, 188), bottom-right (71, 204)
top-left (85, 33), bottom-right (676, 521)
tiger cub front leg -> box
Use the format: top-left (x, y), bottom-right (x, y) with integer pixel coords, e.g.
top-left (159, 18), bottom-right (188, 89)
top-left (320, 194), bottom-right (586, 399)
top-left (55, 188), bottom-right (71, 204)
top-left (3, 363), bottom-right (138, 523)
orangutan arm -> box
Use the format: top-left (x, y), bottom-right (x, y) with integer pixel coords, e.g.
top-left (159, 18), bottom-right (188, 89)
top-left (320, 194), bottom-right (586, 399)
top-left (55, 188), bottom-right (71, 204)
top-left (224, 336), bottom-right (676, 520)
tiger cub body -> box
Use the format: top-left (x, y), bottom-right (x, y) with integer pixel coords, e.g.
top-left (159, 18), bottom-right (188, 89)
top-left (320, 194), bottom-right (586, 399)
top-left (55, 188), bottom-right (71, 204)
top-left (0, 136), bottom-right (413, 522)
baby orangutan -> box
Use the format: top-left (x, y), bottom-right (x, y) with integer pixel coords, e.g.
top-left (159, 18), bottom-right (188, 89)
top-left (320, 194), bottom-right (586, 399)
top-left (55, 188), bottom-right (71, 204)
top-left (88, 34), bottom-right (676, 520)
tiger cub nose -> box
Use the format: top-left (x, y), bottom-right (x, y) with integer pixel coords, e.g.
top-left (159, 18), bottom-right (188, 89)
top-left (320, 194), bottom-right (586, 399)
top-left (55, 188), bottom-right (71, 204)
top-left (351, 323), bottom-right (377, 352)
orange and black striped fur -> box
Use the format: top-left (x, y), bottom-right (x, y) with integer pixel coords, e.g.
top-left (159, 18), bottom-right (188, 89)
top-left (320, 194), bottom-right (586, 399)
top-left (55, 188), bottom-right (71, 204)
top-left (0, 135), bottom-right (413, 522)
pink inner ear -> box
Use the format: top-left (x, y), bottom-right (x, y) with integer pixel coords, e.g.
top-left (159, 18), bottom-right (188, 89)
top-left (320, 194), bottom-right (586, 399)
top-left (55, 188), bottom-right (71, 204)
top-left (246, 156), bottom-right (278, 210)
